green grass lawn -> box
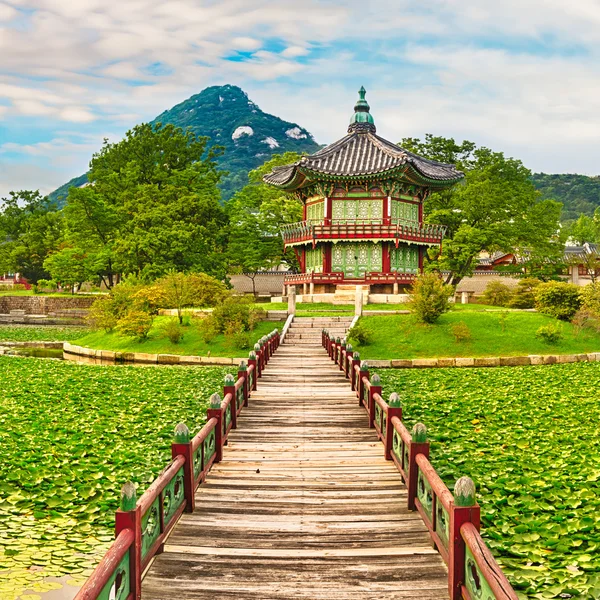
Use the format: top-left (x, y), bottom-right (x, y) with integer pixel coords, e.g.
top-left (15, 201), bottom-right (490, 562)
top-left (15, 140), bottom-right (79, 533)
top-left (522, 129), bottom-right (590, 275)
top-left (0, 357), bottom-right (228, 598)
top-left (74, 316), bottom-right (284, 357)
top-left (352, 309), bottom-right (600, 359)
top-left (0, 325), bottom-right (89, 342)
top-left (379, 363), bottom-right (600, 599)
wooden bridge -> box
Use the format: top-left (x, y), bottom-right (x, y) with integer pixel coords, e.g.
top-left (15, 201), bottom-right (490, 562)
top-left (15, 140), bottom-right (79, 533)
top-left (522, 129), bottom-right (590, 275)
top-left (76, 318), bottom-right (518, 600)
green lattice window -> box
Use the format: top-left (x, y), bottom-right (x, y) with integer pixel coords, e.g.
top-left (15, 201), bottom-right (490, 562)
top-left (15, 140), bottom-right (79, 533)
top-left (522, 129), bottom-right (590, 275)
top-left (332, 199), bottom-right (383, 223)
top-left (391, 201), bottom-right (419, 224)
top-left (305, 247), bottom-right (323, 273)
top-left (306, 201), bottom-right (324, 222)
top-left (391, 245), bottom-right (419, 274)
top-left (331, 243), bottom-right (382, 278)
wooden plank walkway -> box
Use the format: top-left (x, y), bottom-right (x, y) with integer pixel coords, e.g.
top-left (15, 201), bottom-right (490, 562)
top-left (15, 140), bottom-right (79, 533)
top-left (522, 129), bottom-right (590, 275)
top-left (142, 333), bottom-right (448, 599)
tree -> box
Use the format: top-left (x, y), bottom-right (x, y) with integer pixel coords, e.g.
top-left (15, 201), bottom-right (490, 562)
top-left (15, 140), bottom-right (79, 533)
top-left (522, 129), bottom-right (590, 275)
top-left (226, 152), bottom-right (303, 295)
top-left (0, 191), bottom-right (63, 282)
top-left (566, 213), bottom-right (600, 245)
top-left (149, 272), bottom-right (229, 324)
top-left (401, 137), bottom-right (562, 286)
top-left (43, 248), bottom-right (99, 293)
top-left (409, 273), bottom-right (453, 323)
top-left (63, 123), bottom-right (228, 287)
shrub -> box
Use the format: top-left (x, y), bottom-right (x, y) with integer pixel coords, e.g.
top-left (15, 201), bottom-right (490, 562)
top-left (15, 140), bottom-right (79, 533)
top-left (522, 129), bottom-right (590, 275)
top-left (116, 310), bottom-right (154, 340)
top-left (347, 321), bottom-right (373, 346)
top-left (534, 281), bottom-right (582, 321)
top-left (228, 331), bottom-right (251, 350)
top-left (212, 296), bottom-right (264, 333)
top-left (481, 281), bottom-right (513, 306)
top-left (536, 323), bottom-right (563, 344)
top-left (409, 273), bottom-right (453, 324)
top-left (37, 279), bottom-right (58, 292)
top-left (451, 321), bottom-right (472, 343)
top-left (579, 283), bottom-right (600, 316)
top-left (572, 309), bottom-right (600, 336)
top-left (197, 315), bottom-right (218, 344)
top-left (86, 296), bottom-right (118, 332)
top-left (509, 278), bottom-right (542, 309)
top-left (161, 318), bottom-right (184, 344)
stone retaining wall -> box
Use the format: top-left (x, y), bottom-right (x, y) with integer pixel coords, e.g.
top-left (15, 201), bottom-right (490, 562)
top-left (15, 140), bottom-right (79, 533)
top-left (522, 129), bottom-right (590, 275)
top-left (0, 296), bottom-right (96, 315)
top-left (63, 342), bottom-right (245, 366)
top-left (367, 353), bottom-right (600, 369)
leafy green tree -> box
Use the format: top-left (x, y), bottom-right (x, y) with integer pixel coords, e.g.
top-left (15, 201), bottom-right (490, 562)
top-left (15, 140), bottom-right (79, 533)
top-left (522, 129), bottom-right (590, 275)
top-left (226, 153), bottom-right (303, 294)
top-left (63, 123), bottom-right (227, 287)
top-left (150, 272), bottom-right (229, 324)
top-left (409, 273), bottom-right (453, 323)
top-left (566, 213), bottom-right (600, 245)
top-left (401, 137), bottom-right (562, 286)
top-left (43, 247), bottom-right (98, 293)
top-left (0, 190), bottom-right (63, 282)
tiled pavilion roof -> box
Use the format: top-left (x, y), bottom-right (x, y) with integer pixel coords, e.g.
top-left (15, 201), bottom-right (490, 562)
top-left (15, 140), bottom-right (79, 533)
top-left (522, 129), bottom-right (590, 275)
top-left (264, 88), bottom-right (463, 189)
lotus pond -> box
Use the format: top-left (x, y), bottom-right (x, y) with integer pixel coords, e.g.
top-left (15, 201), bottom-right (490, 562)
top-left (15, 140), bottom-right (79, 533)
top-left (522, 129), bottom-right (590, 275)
top-left (0, 357), bottom-right (228, 599)
top-left (380, 362), bottom-right (600, 600)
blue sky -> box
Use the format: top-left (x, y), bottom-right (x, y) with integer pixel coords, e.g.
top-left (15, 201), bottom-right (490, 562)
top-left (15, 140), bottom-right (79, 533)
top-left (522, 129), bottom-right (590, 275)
top-left (1, 0), bottom-right (600, 198)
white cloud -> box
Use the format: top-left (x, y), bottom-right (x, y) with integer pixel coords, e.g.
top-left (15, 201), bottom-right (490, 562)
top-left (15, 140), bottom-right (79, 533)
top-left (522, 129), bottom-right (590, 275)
top-left (2, 0), bottom-right (600, 189)
top-left (0, 2), bottom-right (17, 20)
top-left (282, 46), bottom-right (309, 58)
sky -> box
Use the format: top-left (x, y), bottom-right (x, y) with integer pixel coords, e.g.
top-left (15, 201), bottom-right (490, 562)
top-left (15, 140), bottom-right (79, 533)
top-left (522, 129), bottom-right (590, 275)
top-left (1, 0), bottom-right (600, 198)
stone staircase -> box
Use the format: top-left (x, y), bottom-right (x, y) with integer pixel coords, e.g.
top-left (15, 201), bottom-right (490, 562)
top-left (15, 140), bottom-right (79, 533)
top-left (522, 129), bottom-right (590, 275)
top-left (283, 316), bottom-right (353, 346)
top-left (332, 284), bottom-right (369, 305)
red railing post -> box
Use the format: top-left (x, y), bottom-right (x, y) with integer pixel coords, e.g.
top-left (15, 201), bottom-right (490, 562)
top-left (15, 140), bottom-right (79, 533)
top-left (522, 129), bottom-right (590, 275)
top-left (254, 343), bottom-right (263, 377)
top-left (171, 423), bottom-right (195, 512)
top-left (358, 363), bottom-right (369, 407)
top-left (448, 478), bottom-right (481, 600)
top-left (339, 341), bottom-right (346, 370)
top-left (368, 374), bottom-right (382, 428)
top-left (351, 354), bottom-right (360, 391)
top-left (115, 483), bottom-right (142, 600)
top-left (344, 344), bottom-right (353, 378)
top-left (385, 405), bottom-right (402, 460)
top-left (408, 423), bottom-right (429, 510)
top-left (224, 374), bottom-right (236, 429)
top-left (207, 394), bottom-right (223, 463)
top-left (238, 362), bottom-right (249, 407)
top-left (248, 353), bottom-right (258, 391)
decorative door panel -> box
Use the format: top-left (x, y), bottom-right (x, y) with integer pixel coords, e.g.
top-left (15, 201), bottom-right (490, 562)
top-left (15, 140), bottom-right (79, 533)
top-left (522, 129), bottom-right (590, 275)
top-left (306, 201), bottom-right (324, 222)
top-left (391, 245), bottom-right (419, 274)
top-left (391, 201), bottom-right (419, 224)
top-left (331, 243), bottom-right (382, 277)
top-left (332, 245), bottom-right (345, 273)
top-left (332, 200), bottom-right (383, 223)
top-left (305, 246), bottom-right (323, 273)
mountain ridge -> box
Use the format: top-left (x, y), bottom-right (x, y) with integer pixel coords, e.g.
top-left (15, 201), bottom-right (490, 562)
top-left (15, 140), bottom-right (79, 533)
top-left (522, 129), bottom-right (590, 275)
top-left (48, 84), bottom-right (321, 204)
top-left (47, 86), bottom-right (600, 220)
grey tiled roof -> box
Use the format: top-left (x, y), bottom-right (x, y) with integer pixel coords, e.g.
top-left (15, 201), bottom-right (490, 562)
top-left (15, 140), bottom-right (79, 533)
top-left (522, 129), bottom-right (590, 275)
top-left (263, 130), bottom-right (463, 187)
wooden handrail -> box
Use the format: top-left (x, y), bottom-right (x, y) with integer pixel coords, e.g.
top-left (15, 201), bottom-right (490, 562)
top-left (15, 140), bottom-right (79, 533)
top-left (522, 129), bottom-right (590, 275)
top-left (74, 528), bottom-right (134, 600)
top-left (72, 329), bottom-right (282, 600)
top-left (191, 418), bottom-right (218, 454)
top-left (322, 335), bottom-right (517, 600)
top-left (460, 523), bottom-right (518, 600)
top-left (137, 455), bottom-right (186, 516)
top-left (415, 453), bottom-right (454, 513)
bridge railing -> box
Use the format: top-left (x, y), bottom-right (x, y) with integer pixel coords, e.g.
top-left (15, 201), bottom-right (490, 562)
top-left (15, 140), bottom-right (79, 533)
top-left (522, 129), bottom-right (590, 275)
top-left (75, 329), bottom-right (280, 600)
top-left (322, 329), bottom-right (518, 600)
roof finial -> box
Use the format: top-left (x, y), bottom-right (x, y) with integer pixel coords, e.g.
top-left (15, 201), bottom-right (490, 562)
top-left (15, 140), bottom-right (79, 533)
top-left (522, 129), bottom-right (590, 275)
top-left (348, 86), bottom-right (375, 133)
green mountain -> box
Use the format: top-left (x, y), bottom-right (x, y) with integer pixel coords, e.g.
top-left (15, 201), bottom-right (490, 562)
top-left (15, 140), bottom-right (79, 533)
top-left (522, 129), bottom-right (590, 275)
top-left (532, 173), bottom-right (600, 221)
top-left (48, 84), bottom-right (320, 204)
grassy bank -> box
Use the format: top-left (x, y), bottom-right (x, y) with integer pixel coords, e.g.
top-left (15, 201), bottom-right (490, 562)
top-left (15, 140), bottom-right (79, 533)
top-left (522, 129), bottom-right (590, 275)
top-left (0, 358), bottom-right (228, 599)
top-left (352, 309), bottom-right (600, 359)
top-left (74, 316), bottom-right (284, 357)
top-left (379, 363), bottom-right (600, 599)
